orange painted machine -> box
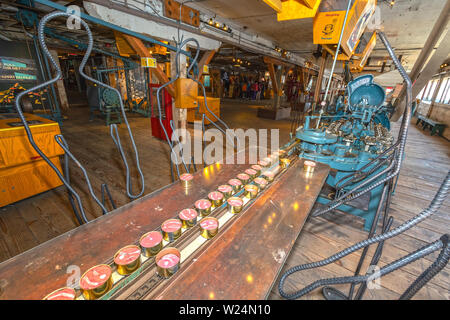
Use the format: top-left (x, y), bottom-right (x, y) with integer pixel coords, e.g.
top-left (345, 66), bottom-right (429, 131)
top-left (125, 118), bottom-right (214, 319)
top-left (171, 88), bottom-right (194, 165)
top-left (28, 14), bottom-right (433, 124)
top-left (0, 113), bottom-right (64, 207)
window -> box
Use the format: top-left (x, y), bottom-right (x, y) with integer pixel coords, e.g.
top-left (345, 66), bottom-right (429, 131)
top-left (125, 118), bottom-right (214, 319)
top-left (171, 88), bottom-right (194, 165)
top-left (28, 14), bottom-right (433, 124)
top-left (422, 80), bottom-right (433, 101)
top-left (435, 78), bottom-right (449, 103)
top-left (424, 80), bottom-right (438, 101)
top-left (443, 82), bottom-right (450, 104)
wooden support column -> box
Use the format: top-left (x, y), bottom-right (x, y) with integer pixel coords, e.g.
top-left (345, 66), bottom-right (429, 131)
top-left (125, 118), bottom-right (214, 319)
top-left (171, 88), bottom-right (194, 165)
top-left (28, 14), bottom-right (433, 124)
top-left (122, 34), bottom-right (176, 98)
top-left (266, 62), bottom-right (279, 97)
top-left (197, 50), bottom-right (216, 80)
top-left (314, 50), bottom-right (328, 107)
top-left (49, 50), bottom-right (69, 111)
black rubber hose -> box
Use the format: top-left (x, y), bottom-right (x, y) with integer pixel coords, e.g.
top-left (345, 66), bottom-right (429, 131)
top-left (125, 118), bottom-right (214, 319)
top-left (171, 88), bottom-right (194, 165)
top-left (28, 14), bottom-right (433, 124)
top-left (278, 171), bottom-right (449, 299)
top-left (399, 234), bottom-right (450, 300)
top-left (280, 238), bottom-right (443, 300)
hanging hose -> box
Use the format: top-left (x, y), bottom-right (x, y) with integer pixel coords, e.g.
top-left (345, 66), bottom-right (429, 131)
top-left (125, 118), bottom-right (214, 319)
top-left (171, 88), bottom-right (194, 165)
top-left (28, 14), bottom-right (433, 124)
top-left (156, 37), bottom-right (234, 179)
top-left (312, 31), bottom-right (413, 217)
top-left (38, 11), bottom-right (145, 200)
top-left (278, 171), bottom-right (449, 299)
top-left (55, 134), bottom-right (108, 214)
top-left (399, 234), bottom-right (450, 300)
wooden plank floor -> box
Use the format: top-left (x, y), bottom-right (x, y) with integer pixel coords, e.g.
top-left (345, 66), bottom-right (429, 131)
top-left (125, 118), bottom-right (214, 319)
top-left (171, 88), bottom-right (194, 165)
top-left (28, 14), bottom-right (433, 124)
top-left (0, 101), bottom-right (449, 299)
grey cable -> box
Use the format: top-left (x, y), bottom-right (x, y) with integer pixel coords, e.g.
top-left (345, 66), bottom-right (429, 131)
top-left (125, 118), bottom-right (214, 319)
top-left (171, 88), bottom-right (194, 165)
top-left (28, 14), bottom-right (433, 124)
top-left (278, 171), bottom-right (449, 299)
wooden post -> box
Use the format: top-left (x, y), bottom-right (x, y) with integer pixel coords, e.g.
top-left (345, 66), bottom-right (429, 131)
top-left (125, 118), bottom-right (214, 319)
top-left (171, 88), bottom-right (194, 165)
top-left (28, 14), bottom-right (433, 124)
top-left (197, 50), bottom-right (216, 81)
top-left (122, 34), bottom-right (176, 98)
top-left (49, 50), bottom-right (69, 111)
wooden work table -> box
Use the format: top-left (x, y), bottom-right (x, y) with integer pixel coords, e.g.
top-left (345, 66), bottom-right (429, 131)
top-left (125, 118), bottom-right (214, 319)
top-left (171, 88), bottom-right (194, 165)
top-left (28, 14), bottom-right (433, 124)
top-left (0, 156), bottom-right (329, 300)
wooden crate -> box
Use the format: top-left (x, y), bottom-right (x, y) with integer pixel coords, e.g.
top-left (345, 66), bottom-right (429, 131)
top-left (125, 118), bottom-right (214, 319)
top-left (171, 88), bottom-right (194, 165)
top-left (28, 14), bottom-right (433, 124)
top-left (187, 96), bottom-right (220, 124)
top-left (0, 114), bottom-right (64, 206)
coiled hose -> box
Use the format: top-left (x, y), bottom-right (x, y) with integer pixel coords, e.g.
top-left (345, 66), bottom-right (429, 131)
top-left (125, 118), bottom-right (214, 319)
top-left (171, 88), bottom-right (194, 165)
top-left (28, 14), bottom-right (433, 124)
top-left (278, 171), bottom-right (449, 299)
top-left (312, 31), bottom-right (412, 217)
top-left (40, 11), bottom-right (145, 200)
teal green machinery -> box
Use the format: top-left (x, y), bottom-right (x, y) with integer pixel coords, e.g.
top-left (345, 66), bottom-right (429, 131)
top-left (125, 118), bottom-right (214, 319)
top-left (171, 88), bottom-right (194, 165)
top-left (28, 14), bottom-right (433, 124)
top-left (293, 75), bottom-right (393, 231)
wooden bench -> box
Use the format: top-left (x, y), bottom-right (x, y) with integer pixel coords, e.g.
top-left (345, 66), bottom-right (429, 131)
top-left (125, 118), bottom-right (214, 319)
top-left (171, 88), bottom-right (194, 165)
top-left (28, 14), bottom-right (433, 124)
top-left (416, 114), bottom-right (446, 137)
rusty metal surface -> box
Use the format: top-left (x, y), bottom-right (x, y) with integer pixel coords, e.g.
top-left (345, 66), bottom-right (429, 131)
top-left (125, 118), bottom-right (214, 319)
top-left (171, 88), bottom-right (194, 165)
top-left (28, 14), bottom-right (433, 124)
top-left (0, 161), bottom-right (249, 300)
top-left (152, 159), bottom-right (329, 300)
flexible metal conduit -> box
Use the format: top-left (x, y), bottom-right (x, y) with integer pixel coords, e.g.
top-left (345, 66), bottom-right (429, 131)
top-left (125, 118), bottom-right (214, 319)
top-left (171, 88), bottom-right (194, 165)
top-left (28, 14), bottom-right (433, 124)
top-left (14, 11), bottom-right (145, 223)
top-left (312, 31), bottom-right (413, 217)
top-left (156, 37), bottom-right (234, 179)
top-left (40, 12), bottom-right (145, 200)
top-left (278, 171), bottom-right (449, 299)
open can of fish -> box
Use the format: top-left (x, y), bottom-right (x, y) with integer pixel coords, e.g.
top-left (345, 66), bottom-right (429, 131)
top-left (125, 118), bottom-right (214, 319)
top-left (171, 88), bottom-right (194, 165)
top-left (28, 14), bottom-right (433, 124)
top-left (195, 199), bottom-right (212, 217)
top-left (304, 160), bottom-right (316, 173)
top-left (250, 164), bottom-right (262, 176)
top-left (179, 208), bottom-right (198, 228)
top-left (258, 159), bottom-right (270, 168)
top-left (79, 264), bottom-right (113, 300)
top-left (161, 218), bottom-right (182, 242)
top-left (199, 217), bottom-right (219, 239)
top-left (140, 231), bottom-right (163, 257)
top-left (179, 173), bottom-right (193, 189)
top-left (280, 158), bottom-right (291, 169)
top-left (43, 287), bottom-right (77, 300)
top-left (244, 184), bottom-right (259, 199)
top-left (217, 184), bottom-right (233, 198)
top-left (114, 245), bottom-right (142, 276)
top-left (227, 197), bottom-right (244, 214)
top-left (155, 247), bottom-right (181, 279)
top-left (253, 177), bottom-right (268, 190)
top-left (245, 168), bottom-right (258, 180)
top-left (208, 191), bottom-right (224, 207)
top-left (237, 173), bottom-right (250, 185)
top-left (228, 178), bottom-right (243, 193)
top-left (262, 171), bottom-right (275, 183)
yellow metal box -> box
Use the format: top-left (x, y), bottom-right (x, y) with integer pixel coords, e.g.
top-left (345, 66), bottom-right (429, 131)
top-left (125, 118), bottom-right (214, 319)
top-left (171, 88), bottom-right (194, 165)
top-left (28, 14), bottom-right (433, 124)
top-left (175, 78), bottom-right (199, 109)
top-left (187, 96), bottom-right (220, 124)
top-left (0, 113), bottom-right (64, 206)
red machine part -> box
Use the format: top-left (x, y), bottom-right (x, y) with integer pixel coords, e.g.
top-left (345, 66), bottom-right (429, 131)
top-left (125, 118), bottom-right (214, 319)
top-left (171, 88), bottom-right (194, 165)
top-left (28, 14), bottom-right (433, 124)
top-left (149, 83), bottom-right (173, 140)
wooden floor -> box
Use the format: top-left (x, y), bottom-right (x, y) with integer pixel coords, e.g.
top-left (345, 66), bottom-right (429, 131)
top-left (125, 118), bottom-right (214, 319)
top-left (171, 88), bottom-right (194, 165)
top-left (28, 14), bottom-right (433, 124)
top-left (0, 101), bottom-right (449, 300)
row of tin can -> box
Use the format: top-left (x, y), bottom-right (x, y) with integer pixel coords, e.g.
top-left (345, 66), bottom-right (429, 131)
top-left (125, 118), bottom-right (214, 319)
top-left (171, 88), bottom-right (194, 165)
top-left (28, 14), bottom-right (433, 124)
top-left (43, 153), bottom-right (299, 301)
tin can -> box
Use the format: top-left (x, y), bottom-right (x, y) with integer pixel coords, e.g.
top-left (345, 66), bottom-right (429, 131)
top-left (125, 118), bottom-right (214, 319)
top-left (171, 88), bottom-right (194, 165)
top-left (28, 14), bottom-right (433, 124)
top-left (228, 178), bottom-right (243, 192)
top-left (262, 171), bottom-right (275, 183)
top-left (179, 173), bottom-right (193, 189)
top-left (208, 191), bottom-right (224, 207)
top-left (79, 264), bottom-right (113, 300)
top-left (280, 158), bottom-right (291, 169)
top-left (179, 208), bottom-right (198, 228)
top-left (245, 168), bottom-right (258, 180)
top-left (254, 177), bottom-right (268, 190)
top-left (155, 247), bottom-right (181, 279)
top-left (244, 184), bottom-right (259, 199)
top-left (140, 231), bottom-right (163, 257)
top-left (304, 160), bottom-right (316, 173)
top-left (195, 199), bottom-right (212, 217)
top-left (217, 184), bottom-right (233, 198)
top-left (258, 159), bottom-right (270, 168)
top-left (114, 245), bottom-right (142, 275)
top-left (43, 287), bottom-right (77, 300)
top-left (199, 217), bottom-right (219, 239)
top-left (237, 173), bottom-right (250, 185)
top-left (251, 164), bottom-right (262, 176)
top-left (227, 197), bottom-right (244, 214)
top-left (161, 218), bottom-right (182, 242)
